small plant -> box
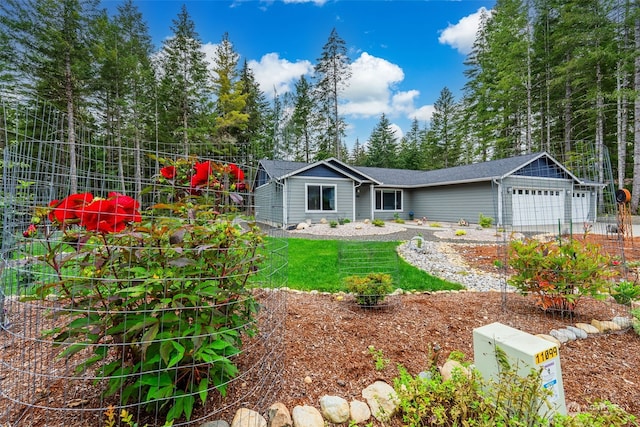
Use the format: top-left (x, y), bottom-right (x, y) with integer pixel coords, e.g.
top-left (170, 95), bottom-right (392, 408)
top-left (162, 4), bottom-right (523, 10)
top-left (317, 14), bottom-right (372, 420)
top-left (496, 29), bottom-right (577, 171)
top-left (338, 217), bottom-right (350, 225)
top-left (455, 229), bottom-right (466, 236)
top-left (429, 222), bottom-right (441, 227)
top-left (478, 213), bottom-right (494, 228)
top-left (633, 308), bottom-right (640, 336)
top-left (493, 259), bottom-right (505, 269)
top-left (371, 218), bottom-right (385, 227)
top-left (368, 346), bottom-right (390, 371)
top-left (611, 281), bottom-right (640, 305)
top-left (104, 406), bottom-right (173, 427)
top-left (329, 220), bottom-right (338, 228)
top-left (508, 238), bottom-right (616, 313)
top-left (393, 213), bottom-right (405, 224)
top-left (344, 272), bottom-right (394, 306)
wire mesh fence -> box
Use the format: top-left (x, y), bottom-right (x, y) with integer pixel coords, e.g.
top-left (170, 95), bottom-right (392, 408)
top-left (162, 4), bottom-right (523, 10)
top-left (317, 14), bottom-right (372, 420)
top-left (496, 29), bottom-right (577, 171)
top-left (0, 94), bottom-right (287, 426)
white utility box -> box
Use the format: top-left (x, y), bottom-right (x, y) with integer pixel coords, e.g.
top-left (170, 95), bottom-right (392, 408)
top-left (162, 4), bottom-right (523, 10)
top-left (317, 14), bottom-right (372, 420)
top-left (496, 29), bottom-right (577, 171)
top-left (473, 322), bottom-right (567, 417)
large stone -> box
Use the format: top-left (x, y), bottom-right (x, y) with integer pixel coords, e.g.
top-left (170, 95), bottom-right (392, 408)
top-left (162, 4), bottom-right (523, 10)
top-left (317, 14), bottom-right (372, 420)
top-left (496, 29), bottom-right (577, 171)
top-left (319, 395), bottom-right (350, 423)
top-left (267, 402), bottom-right (292, 427)
top-left (201, 421), bottom-right (229, 427)
top-left (349, 400), bottom-right (371, 424)
top-left (565, 326), bottom-right (588, 339)
top-left (612, 316), bottom-right (633, 328)
top-left (439, 360), bottom-right (471, 382)
top-left (575, 322), bottom-right (600, 334)
top-left (362, 381), bottom-right (398, 421)
top-left (231, 408), bottom-right (267, 427)
top-left (549, 329), bottom-right (570, 343)
top-left (296, 222), bottom-right (309, 230)
top-left (291, 405), bottom-right (324, 427)
top-left (592, 319), bottom-right (621, 332)
top-left (536, 334), bottom-right (562, 347)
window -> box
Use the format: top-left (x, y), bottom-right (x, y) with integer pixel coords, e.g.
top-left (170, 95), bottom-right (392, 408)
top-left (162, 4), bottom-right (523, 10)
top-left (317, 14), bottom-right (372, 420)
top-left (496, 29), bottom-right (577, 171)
top-left (306, 184), bottom-right (336, 212)
top-left (375, 189), bottom-right (402, 211)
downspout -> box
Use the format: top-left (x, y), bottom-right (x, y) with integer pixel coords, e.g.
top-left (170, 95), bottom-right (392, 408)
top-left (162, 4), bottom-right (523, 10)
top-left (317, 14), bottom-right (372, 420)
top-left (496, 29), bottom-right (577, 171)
top-left (282, 179), bottom-right (288, 229)
top-left (370, 183), bottom-right (375, 220)
top-left (493, 178), bottom-right (503, 227)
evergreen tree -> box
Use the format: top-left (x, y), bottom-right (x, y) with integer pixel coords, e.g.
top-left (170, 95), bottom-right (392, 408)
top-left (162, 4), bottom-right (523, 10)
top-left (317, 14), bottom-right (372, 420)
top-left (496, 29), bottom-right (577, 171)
top-left (290, 75), bottom-right (315, 162)
top-left (350, 138), bottom-right (368, 165)
top-left (156, 5), bottom-right (210, 155)
top-left (430, 87), bottom-right (461, 167)
top-left (0, 0), bottom-right (100, 192)
top-left (238, 59), bottom-right (269, 164)
top-left (397, 118), bottom-right (424, 170)
top-left (313, 28), bottom-right (351, 160)
top-left (210, 33), bottom-right (249, 158)
top-left (365, 114), bottom-right (399, 168)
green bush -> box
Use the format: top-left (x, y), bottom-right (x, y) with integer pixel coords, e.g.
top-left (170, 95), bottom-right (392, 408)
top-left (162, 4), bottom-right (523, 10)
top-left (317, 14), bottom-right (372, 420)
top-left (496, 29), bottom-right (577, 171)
top-left (455, 229), bottom-right (467, 236)
top-left (371, 219), bottom-right (385, 227)
top-left (344, 272), bottom-right (393, 306)
top-left (329, 220), bottom-right (338, 228)
top-left (478, 213), bottom-right (494, 228)
top-left (508, 238), bottom-right (615, 313)
top-left (611, 280), bottom-right (640, 305)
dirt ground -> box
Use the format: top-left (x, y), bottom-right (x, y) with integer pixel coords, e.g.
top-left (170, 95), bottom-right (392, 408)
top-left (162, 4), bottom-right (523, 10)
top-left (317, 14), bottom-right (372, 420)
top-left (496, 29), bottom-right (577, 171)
top-left (2, 232), bottom-right (640, 426)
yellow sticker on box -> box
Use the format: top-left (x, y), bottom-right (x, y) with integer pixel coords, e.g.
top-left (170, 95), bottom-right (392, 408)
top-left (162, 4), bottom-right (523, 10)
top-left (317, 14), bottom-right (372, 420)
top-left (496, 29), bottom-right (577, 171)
top-left (534, 346), bottom-right (558, 365)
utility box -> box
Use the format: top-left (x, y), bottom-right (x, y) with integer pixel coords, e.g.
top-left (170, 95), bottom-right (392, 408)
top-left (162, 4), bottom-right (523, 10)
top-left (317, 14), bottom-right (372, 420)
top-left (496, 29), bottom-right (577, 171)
top-left (473, 322), bottom-right (567, 417)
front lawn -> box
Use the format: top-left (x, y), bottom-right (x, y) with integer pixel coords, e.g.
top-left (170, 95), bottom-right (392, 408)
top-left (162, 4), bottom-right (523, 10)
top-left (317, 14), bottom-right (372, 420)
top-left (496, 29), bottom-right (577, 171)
top-left (262, 237), bottom-right (463, 293)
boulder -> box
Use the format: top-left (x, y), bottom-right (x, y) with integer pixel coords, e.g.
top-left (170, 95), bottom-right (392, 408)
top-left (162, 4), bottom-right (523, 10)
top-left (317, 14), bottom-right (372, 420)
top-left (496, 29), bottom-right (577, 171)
top-left (319, 395), bottom-right (349, 424)
top-left (291, 405), bottom-right (323, 427)
top-left (362, 381), bottom-right (398, 421)
top-left (439, 360), bottom-right (470, 382)
top-left (267, 402), bottom-right (292, 427)
top-left (349, 400), bottom-right (371, 424)
top-left (231, 408), bottom-right (267, 427)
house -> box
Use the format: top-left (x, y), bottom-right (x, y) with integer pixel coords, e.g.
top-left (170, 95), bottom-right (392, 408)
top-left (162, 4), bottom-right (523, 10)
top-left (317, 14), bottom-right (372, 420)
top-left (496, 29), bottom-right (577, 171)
top-left (253, 152), bottom-right (601, 229)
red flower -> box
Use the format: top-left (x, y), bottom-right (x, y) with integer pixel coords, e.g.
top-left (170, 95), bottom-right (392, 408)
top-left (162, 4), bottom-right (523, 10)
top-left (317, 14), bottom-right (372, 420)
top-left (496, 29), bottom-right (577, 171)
top-left (228, 164), bottom-right (245, 182)
top-left (191, 161), bottom-right (213, 189)
top-left (48, 193), bottom-right (94, 224)
top-left (160, 166), bottom-right (176, 179)
top-left (23, 224), bottom-right (37, 238)
top-left (80, 193), bottom-right (141, 234)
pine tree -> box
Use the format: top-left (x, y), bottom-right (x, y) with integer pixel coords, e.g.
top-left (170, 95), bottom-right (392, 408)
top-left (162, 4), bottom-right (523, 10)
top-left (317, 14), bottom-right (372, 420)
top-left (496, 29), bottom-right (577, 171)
top-left (313, 28), bottom-right (351, 161)
top-left (397, 118), bottom-right (425, 170)
top-left (290, 75), bottom-right (315, 162)
top-left (156, 5), bottom-right (210, 155)
top-left (0, 0), bottom-right (100, 192)
top-left (365, 114), bottom-right (399, 168)
top-left (430, 87), bottom-right (461, 167)
top-left (237, 59), bottom-right (269, 164)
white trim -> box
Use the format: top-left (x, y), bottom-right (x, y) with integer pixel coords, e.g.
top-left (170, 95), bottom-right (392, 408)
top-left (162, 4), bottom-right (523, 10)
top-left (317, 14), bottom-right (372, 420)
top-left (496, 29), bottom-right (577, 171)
top-left (305, 183), bottom-right (338, 213)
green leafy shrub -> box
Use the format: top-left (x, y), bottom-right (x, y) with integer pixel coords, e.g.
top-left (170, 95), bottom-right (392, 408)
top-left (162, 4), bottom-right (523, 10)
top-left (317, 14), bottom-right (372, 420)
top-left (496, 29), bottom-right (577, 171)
top-left (344, 272), bottom-right (393, 306)
top-left (508, 238), bottom-right (616, 313)
top-left (455, 229), bottom-right (467, 236)
top-left (329, 220), bottom-right (338, 228)
top-left (553, 401), bottom-right (637, 426)
top-left (632, 309), bottom-right (640, 336)
top-left (368, 346), bottom-right (390, 371)
top-left (429, 222), bottom-right (441, 227)
top-left (22, 158), bottom-right (262, 423)
top-left (611, 281), bottom-right (640, 305)
top-left (478, 213), bottom-right (494, 228)
top-left (371, 219), bottom-right (385, 227)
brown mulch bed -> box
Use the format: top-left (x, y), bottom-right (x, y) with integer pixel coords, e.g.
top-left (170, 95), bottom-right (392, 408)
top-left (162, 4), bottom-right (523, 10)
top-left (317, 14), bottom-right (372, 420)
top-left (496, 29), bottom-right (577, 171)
top-left (2, 234), bottom-right (640, 426)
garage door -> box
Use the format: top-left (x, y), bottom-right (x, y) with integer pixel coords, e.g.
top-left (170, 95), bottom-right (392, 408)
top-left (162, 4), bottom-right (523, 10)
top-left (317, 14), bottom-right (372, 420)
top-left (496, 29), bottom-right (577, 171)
top-left (512, 188), bottom-right (565, 226)
top-left (571, 191), bottom-right (591, 223)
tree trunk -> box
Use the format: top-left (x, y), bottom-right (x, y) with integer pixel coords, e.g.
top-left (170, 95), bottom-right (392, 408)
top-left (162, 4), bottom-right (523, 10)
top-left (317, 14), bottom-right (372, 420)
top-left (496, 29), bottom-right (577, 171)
top-left (632, 11), bottom-right (640, 213)
top-left (66, 51), bottom-right (78, 194)
top-left (617, 62), bottom-right (628, 190)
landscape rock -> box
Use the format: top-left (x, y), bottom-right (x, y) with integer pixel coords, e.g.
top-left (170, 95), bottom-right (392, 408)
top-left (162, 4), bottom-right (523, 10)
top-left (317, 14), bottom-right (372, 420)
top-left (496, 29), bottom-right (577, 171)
top-left (566, 326), bottom-right (588, 339)
top-left (362, 381), bottom-right (398, 421)
top-left (231, 408), bottom-right (266, 427)
top-left (439, 360), bottom-right (471, 381)
top-left (536, 334), bottom-right (562, 347)
top-left (612, 316), bottom-right (633, 328)
top-left (549, 329), bottom-right (570, 343)
top-left (296, 222), bottom-right (309, 230)
top-left (267, 402), bottom-right (292, 427)
top-left (592, 319), bottom-right (621, 332)
top-left (575, 323), bottom-right (600, 334)
top-left (319, 395), bottom-right (350, 424)
top-left (201, 421), bottom-right (229, 427)
top-left (349, 400), bottom-right (371, 424)
top-left (291, 405), bottom-right (324, 427)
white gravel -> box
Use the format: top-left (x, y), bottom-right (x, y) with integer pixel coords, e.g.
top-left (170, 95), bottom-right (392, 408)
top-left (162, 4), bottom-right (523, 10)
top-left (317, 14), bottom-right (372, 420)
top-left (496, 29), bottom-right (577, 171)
top-left (397, 238), bottom-right (512, 292)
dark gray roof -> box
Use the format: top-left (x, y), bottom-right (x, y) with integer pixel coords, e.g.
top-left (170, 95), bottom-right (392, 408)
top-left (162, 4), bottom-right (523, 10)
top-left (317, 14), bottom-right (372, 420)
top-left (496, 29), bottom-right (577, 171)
top-left (259, 152), bottom-right (575, 187)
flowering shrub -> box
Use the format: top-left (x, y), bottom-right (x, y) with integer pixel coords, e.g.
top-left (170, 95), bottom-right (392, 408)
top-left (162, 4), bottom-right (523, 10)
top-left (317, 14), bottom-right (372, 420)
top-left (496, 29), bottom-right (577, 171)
top-left (22, 159), bottom-right (262, 423)
top-left (508, 238), bottom-right (616, 313)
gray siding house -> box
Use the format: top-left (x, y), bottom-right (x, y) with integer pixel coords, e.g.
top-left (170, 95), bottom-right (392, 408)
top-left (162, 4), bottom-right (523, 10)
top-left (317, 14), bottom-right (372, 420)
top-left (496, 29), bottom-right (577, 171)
top-left (253, 152), bottom-right (601, 229)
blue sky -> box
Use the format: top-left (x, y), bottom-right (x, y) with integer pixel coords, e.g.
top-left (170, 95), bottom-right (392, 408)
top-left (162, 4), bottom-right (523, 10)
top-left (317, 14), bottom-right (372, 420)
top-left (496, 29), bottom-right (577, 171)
top-left (103, 0), bottom-right (495, 150)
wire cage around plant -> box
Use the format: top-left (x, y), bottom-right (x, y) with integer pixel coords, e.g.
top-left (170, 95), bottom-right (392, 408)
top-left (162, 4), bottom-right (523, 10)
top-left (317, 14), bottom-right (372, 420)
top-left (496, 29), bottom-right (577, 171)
top-left (338, 240), bottom-right (400, 310)
top-left (496, 142), bottom-right (631, 320)
top-left (0, 96), bottom-right (287, 427)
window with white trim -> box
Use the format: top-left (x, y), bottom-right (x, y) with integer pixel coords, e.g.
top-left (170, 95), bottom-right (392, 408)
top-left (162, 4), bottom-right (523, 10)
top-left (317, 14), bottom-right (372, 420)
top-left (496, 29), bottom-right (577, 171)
top-left (375, 189), bottom-right (402, 211)
top-left (306, 184), bottom-right (336, 212)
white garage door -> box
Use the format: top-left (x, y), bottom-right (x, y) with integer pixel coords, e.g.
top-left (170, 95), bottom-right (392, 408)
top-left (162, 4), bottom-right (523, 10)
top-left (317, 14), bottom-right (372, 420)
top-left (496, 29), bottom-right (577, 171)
top-left (571, 191), bottom-right (591, 223)
top-left (512, 188), bottom-right (565, 226)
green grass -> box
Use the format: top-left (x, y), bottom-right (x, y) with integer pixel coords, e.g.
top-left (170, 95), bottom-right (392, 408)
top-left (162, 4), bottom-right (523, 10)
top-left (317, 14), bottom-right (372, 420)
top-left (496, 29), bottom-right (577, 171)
top-left (270, 237), bottom-right (463, 293)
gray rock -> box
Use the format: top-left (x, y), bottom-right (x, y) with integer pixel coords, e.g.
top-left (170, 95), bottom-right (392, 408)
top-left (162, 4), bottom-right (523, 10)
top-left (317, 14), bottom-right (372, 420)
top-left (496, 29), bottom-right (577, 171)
top-left (349, 400), bottom-right (371, 424)
top-left (566, 325), bottom-right (588, 339)
top-left (201, 421), bottom-right (230, 427)
top-left (549, 329), bottom-right (570, 343)
top-left (560, 328), bottom-right (577, 340)
top-left (291, 405), bottom-right (323, 427)
top-left (612, 316), bottom-right (633, 328)
top-left (362, 381), bottom-right (398, 421)
top-left (231, 408), bottom-right (267, 427)
top-left (319, 395), bottom-right (350, 423)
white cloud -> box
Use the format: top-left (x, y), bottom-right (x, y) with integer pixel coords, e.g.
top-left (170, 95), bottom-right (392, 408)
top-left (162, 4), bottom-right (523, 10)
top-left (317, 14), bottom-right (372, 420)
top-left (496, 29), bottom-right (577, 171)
top-left (201, 42), bottom-right (220, 74)
top-left (282, 0), bottom-right (328, 5)
top-left (391, 90), bottom-right (420, 115)
top-left (438, 7), bottom-right (489, 55)
top-left (410, 105), bottom-right (436, 123)
top-left (248, 53), bottom-right (314, 98)
top-left (341, 52), bottom-right (405, 118)
top-left (389, 123), bottom-right (404, 141)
